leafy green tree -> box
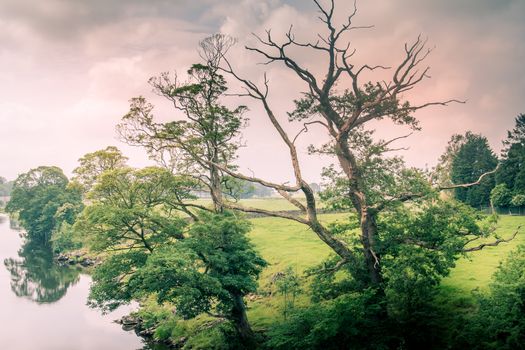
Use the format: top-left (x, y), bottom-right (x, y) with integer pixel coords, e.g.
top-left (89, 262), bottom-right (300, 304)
top-left (266, 290), bottom-right (387, 350)
top-left (136, 212), bottom-right (266, 344)
top-left (116, 36), bottom-right (265, 343)
top-left (490, 184), bottom-right (513, 208)
top-left (451, 132), bottom-right (498, 207)
top-left (461, 244), bottom-right (525, 350)
top-left (72, 146), bottom-right (128, 193)
top-left (6, 166), bottom-right (82, 243)
top-left (85, 210), bottom-right (266, 346)
top-left (118, 35), bottom-right (247, 213)
top-left (433, 133), bottom-right (468, 188)
top-left (510, 194), bottom-right (525, 207)
top-left (74, 166), bottom-right (195, 253)
top-left (76, 166), bottom-right (265, 343)
top-left (274, 267), bottom-right (302, 319)
top-left (497, 114), bottom-right (525, 194)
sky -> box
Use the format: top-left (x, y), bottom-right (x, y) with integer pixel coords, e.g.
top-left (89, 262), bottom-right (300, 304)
top-left (0, 0), bottom-right (523, 184)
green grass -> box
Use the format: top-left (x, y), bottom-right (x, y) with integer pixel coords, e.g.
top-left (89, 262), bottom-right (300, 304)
top-left (440, 215), bottom-right (525, 299)
top-left (246, 213), bottom-right (351, 328)
top-left (141, 201), bottom-right (525, 341)
top-left (245, 213), bottom-right (525, 329)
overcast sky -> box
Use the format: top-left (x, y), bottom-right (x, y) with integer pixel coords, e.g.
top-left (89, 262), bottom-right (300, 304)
top-left (0, 0), bottom-right (523, 183)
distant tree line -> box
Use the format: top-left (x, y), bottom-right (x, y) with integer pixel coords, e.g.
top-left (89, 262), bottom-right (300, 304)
top-left (434, 114), bottom-right (525, 212)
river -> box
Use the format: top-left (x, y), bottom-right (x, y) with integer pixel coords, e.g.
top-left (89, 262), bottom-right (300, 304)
top-left (0, 214), bottom-right (162, 350)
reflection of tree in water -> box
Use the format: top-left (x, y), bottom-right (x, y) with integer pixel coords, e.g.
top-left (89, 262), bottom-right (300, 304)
top-left (4, 239), bottom-right (80, 303)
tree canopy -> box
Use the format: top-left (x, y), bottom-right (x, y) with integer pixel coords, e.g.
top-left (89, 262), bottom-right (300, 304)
top-left (6, 166), bottom-right (82, 243)
top-left (450, 132), bottom-right (497, 207)
top-left (72, 146), bottom-right (128, 193)
top-left (496, 114), bottom-right (525, 207)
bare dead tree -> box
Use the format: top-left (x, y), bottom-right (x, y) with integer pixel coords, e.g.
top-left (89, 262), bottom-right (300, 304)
top-left (201, 0), bottom-right (510, 286)
top-left (120, 1), bottom-right (512, 291)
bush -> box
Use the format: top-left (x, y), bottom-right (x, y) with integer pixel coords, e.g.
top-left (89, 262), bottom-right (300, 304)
top-left (510, 194), bottom-right (525, 207)
top-left (460, 245), bottom-right (525, 349)
top-left (51, 222), bottom-right (82, 253)
top-left (265, 290), bottom-right (388, 350)
top-left (490, 184), bottom-right (512, 208)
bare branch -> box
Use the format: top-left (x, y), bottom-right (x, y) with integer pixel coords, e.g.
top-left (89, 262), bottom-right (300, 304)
top-left (378, 132), bottom-right (414, 149)
top-left (223, 201), bottom-right (309, 225)
top-left (463, 226), bottom-right (521, 252)
top-left (276, 189), bottom-right (307, 212)
top-left (440, 164), bottom-right (500, 190)
top-left (292, 120), bottom-right (330, 144)
top-left (306, 258), bottom-right (349, 275)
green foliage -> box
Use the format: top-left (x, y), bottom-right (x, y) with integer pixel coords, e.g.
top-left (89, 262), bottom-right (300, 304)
top-left (6, 166), bottom-right (83, 243)
top-left (118, 47), bottom-right (247, 206)
top-left (457, 245), bottom-right (525, 349)
top-left (491, 184), bottom-right (513, 208)
top-left (160, 317), bottom-right (238, 350)
top-left (510, 194), bottom-right (525, 207)
top-left (74, 166), bottom-right (193, 254)
top-left (289, 200), bottom-right (496, 349)
top-left (497, 114), bottom-right (525, 196)
top-left (450, 132), bottom-right (498, 207)
top-left (131, 212), bottom-right (267, 320)
top-left (89, 250), bottom-right (150, 310)
top-left (274, 267), bottom-right (302, 319)
top-left (134, 295), bottom-right (174, 328)
top-left (319, 127), bottom-right (433, 211)
top-left (433, 133), bottom-right (469, 188)
top-left (266, 290), bottom-right (387, 350)
top-left (136, 298), bottom-right (239, 350)
top-left (72, 146), bottom-right (128, 193)
top-left (51, 222), bottom-right (82, 253)
top-left (378, 200), bottom-right (491, 302)
top-left (0, 176), bottom-right (13, 196)
top-left (289, 83), bottom-right (420, 129)
top-left (85, 206), bottom-right (265, 342)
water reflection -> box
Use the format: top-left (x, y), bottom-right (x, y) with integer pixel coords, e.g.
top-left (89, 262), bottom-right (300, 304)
top-left (3, 239), bottom-right (81, 303)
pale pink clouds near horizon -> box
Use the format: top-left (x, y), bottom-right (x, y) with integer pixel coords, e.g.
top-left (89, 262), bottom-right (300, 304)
top-left (0, 0), bottom-right (523, 183)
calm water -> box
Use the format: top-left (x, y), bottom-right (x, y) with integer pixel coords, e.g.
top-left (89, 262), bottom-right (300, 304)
top-left (0, 214), bottom-right (159, 350)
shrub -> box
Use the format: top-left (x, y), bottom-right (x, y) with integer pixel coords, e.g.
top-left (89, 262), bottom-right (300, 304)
top-left (510, 194), bottom-right (525, 207)
top-left (490, 184), bottom-right (512, 208)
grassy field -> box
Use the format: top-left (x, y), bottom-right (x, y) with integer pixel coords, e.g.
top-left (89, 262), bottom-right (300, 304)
top-left (137, 205), bottom-right (525, 344)
top-left (245, 213), bottom-right (525, 328)
top-left (439, 215), bottom-right (525, 307)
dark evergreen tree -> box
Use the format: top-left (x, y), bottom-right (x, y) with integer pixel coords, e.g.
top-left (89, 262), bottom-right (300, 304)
top-left (451, 132), bottom-right (497, 207)
top-left (496, 114), bottom-right (525, 194)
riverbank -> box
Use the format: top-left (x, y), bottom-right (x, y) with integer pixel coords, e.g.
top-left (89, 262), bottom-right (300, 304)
top-left (0, 214), bottom-right (148, 350)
